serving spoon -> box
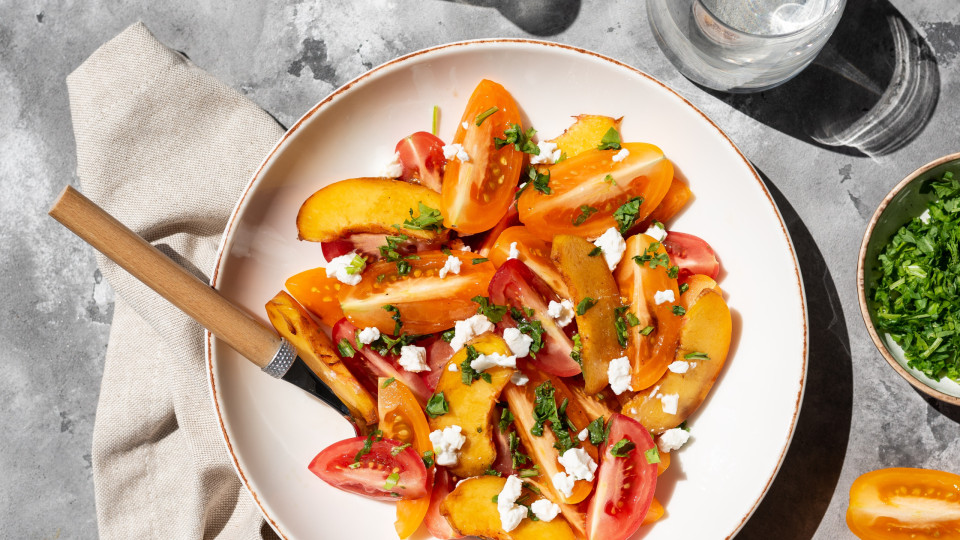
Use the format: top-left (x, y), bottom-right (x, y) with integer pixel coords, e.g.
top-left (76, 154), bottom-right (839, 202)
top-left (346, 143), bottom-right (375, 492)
top-left (49, 185), bottom-right (355, 425)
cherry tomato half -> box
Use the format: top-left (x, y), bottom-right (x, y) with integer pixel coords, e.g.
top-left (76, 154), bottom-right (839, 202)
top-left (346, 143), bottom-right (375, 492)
top-left (396, 131), bottom-right (446, 192)
top-left (308, 436), bottom-right (429, 501)
top-left (847, 468), bottom-right (960, 540)
top-left (441, 79), bottom-right (525, 235)
top-left (586, 414), bottom-right (659, 540)
top-left (662, 231), bottom-right (720, 283)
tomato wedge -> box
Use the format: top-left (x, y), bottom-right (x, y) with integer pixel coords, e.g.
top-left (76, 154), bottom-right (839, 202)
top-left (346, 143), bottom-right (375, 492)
top-left (332, 318), bottom-right (432, 405)
top-left (644, 176), bottom-right (692, 226)
top-left (339, 251), bottom-right (495, 335)
top-left (422, 337), bottom-right (455, 392)
top-left (424, 469), bottom-right (462, 539)
top-left (847, 468), bottom-right (960, 540)
top-left (488, 259), bottom-right (581, 377)
top-left (489, 225), bottom-right (570, 299)
top-left (518, 143), bottom-right (673, 242)
top-left (308, 436), bottom-right (429, 501)
top-left (441, 79), bottom-right (525, 235)
top-left (662, 231), bottom-right (720, 283)
top-left (397, 131), bottom-right (446, 192)
top-left (474, 200), bottom-right (520, 257)
top-left (284, 267), bottom-right (346, 327)
top-left (586, 414), bottom-right (658, 540)
top-left (379, 378), bottom-right (434, 538)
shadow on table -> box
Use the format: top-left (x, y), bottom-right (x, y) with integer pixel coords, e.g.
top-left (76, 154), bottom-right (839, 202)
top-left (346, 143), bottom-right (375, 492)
top-left (737, 168), bottom-right (854, 539)
top-left (441, 0), bottom-right (581, 36)
top-left (703, 0), bottom-right (939, 158)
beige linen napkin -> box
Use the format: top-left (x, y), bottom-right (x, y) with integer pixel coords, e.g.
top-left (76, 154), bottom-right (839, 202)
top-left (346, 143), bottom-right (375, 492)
top-left (67, 22), bottom-right (284, 539)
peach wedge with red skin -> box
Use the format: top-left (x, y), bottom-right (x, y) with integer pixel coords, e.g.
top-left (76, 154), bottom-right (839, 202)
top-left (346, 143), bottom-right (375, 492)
top-left (296, 177), bottom-right (446, 243)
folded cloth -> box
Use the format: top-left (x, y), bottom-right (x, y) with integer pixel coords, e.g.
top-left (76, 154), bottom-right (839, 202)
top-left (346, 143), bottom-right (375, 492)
top-left (67, 22), bottom-right (284, 539)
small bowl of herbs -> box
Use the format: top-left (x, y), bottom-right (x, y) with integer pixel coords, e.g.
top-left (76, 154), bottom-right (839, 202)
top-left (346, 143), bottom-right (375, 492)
top-left (859, 152), bottom-right (960, 405)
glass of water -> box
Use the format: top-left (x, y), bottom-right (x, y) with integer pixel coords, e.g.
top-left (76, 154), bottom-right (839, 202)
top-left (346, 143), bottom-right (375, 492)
top-left (648, 0), bottom-right (846, 92)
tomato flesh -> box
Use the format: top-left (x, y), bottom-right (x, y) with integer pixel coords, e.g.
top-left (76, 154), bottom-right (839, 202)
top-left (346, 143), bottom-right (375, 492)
top-left (662, 231), bottom-right (720, 283)
top-left (847, 468), bottom-right (960, 540)
top-left (441, 79), bottom-right (525, 235)
top-left (489, 225), bottom-right (570, 300)
top-left (424, 469), bottom-right (463, 539)
top-left (586, 414), bottom-right (658, 540)
top-left (422, 337), bottom-right (455, 392)
top-left (474, 200), bottom-right (520, 257)
top-left (284, 267), bottom-right (346, 327)
top-left (396, 131), bottom-right (445, 192)
top-left (308, 436), bottom-right (429, 501)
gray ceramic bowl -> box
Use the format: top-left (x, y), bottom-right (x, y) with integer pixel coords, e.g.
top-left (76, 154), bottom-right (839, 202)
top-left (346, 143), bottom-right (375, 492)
top-left (858, 152), bottom-right (960, 405)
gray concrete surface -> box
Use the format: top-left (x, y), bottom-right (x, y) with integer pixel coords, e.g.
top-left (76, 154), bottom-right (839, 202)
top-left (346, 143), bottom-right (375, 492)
top-left (2, 0), bottom-right (960, 538)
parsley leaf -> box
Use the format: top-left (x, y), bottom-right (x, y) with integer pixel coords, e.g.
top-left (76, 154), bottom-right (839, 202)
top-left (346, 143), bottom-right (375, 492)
top-left (572, 205), bottom-right (598, 226)
top-left (603, 174), bottom-right (617, 186)
top-left (527, 166), bottom-right (551, 195)
top-left (460, 345), bottom-right (490, 385)
top-left (494, 123), bottom-right (538, 154)
top-left (576, 297), bottom-right (597, 315)
top-left (475, 106), bottom-right (499, 126)
top-left (679, 283), bottom-right (689, 294)
top-left (337, 338), bottom-right (356, 358)
top-left (472, 295), bottom-right (508, 323)
top-left (685, 351), bottom-right (709, 360)
top-left (597, 127), bottom-right (622, 150)
top-left (518, 466), bottom-right (540, 478)
top-left (426, 392), bottom-right (449, 418)
top-left (383, 304), bottom-right (403, 335)
top-left (391, 442), bottom-right (411, 456)
top-left (672, 305), bottom-right (686, 316)
top-left (383, 472), bottom-right (400, 490)
top-left (570, 333), bottom-right (583, 366)
top-left (609, 438), bottom-right (636, 457)
top-left (588, 246), bottom-right (603, 257)
top-left (345, 254), bottom-right (367, 275)
top-left (614, 306), bottom-right (629, 348)
top-left (499, 408), bottom-right (515, 432)
top-left (472, 257), bottom-right (489, 264)
top-left (640, 325), bottom-right (655, 336)
top-left (440, 328), bottom-right (455, 342)
top-left (379, 233), bottom-right (414, 276)
top-left (645, 447), bottom-right (661, 464)
top-left (422, 450), bottom-right (435, 468)
top-left (586, 416), bottom-right (609, 446)
top-left (509, 431), bottom-right (530, 468)
top-left (510, 307), bottom-right (544, 357)
top-left (381, 377), bottom-right (396, 388)
top-left (612, 197), bottom-right (644, 234)
top-left (531, 380), bottom-right (577, 453)
top-left (402, 203), bottom-right (445, 232)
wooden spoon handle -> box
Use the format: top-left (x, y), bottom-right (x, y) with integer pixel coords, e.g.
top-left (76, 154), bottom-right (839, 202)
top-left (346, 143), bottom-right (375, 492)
top-left (49, 185), bottom-right (279, 368)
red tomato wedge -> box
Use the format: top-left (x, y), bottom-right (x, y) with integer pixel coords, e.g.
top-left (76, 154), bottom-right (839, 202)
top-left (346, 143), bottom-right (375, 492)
top-left (332, 318), bottom-right (432, 405)
top-left (488, 259), bottom-right (581, 377)
top-left (489, 225), bottom-right (570, 299)
top-left (518, 143), bottom-right (673, 241)
top-left (847, 468), bottom-right (960, 540)
top-left (339, 251), bottom-right (496, 335)
top-left (662, 231), bottom-right (720, 283)
top-left (308, 436), bottom-right (429, 501)
top-left (424, 469), bottom-right (463, 539)
top-left (322, 239), bottom-right (355, 262)
top-left (284, 267), bottom-right (346, 327)
top-left (422, 337), bottom-right (455, 392)
top-left (586, 414), bottom-right (659, 540)
top-left (396, 131), bottom-right (445, 192)
top-left (441, 79), bottom-right (525, 235)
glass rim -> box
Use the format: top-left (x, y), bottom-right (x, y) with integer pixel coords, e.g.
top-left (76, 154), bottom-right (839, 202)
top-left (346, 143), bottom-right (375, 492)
top-left (697, 0), bottom-right (847, 39)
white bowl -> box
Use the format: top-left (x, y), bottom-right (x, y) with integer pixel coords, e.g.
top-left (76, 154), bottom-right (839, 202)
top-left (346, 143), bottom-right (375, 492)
top-left (207, 39), bottom-right (808, 539)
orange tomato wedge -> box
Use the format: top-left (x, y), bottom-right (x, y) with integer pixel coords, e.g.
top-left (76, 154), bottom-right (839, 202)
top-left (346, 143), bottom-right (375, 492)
top-left (489, 225), bottom-right (570, 299)
top-left (645, 176), bottom-right (692, 226)
top-left (847, 468), bottom-right (960, 540)
top-left (284, 267), bottom-right (346, 327)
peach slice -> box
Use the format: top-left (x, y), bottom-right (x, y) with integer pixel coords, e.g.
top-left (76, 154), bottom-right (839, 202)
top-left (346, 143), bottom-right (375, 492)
top-left (550, 115), bottom-right (623, 159)
top-left (679, 274), bottom-right (722, 311)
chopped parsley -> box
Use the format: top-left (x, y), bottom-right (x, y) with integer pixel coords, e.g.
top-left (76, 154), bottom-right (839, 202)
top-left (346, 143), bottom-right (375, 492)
top-left (494, 123), bottom-right (538, 154)
top-left (422, 450), bottom-right (435, 468)
top-left (640, 325), bottom-right (655, 336)
top-left (509, 431), bottom-right (531, 468)
top-left (484, 468), bottom-right (503, 476)
top-left (672, 305), bottom-right (686, 316)
top-left (679, 283), bottom-right (690, 294)
top-left (571, 333), bottom-right (583, 366)
top-left (667, 265), bottom-right (680, 279)
top-left (472, 257), bottom-right (489, 264)
top-left (425, 392), bottom-right (449, 418)
top-left (345, 254), bottom-right (367, 275)
top-left (612, 197), bottom-right (644, 234)
top-left (440, 328), bottom-right (455, 342)
top-left (614, 306), bottom-right (629, 348)
top-left (609, 438), bottom-right (636, 457)
top-left (531, 380), bottom-right (577, 453)
top-left (572, 205), bottom-right (598, 226)
top-left (633, 241), bottom-right (671, 270)
top-left (684, 351), bottom-right (709, 360)
top-left (402, 202), bottom-right (444, 232)
top-left (432, 105), bottom-right (439, 135)
top-left (527, 166), bottom-right (551, 195)
top-left (499, 408), bottom-right (515, 432)
top-left (460, 345), bottom-right (491, 385)
top-left (645, 447), bottom-right (661, 464)
top-left (381, 377), bottom-right (396, 388)
top-left (597, 127), bottom-right (622, 150)
top-left (391, 442), bottom-right (411, 456)
top-left (378, 233), bottom-right (417, 276)
top-left (625, 312), bottom-right (640, 327)
top-left (472, 295), bottom-right (508, 323)
top-left (337, 338), bottom-right (357, 358)
top-left (383, 472), bottom-right (400, 490)
top-left (510, 307), bottom-right (545, 357)
top-left (603, 174), bottom-right (617, 186)
top-left (576, 297), bottom-right (597, 315)
top-left (354, 430), bottom-right (383, 464)
top-left (518, 466), bottom-right (540, 478)
top-left (475, 106), bottom-right (499, 126)
top-left (383, 304), bottom-right (403, 335)
top-left (369, 332), bottom-right (418, 357)
top-left (588, 246), bottom-right (603, 257)
top-left (586, 416), bottom-right (609, 445)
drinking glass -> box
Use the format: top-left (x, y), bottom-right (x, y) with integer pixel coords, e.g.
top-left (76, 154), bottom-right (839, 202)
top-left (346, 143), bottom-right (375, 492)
top-left (648, 0), bottom-right (846, 92)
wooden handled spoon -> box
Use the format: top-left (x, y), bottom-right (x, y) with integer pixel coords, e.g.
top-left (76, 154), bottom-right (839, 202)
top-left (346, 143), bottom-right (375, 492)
top-left (49, 185), bottom-right (354, 424)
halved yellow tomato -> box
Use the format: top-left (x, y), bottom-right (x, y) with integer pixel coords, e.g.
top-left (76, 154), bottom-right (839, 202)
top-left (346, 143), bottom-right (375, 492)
top-left (489, 226), bottom-right (570, 299)
top-left (847, 468), bottom-right (960, 539)
top-left (646, 176), bottom-right (692, 225)
top-left (441, 79), bottom-right (525, 235)
top-left (284, 267), bottom-right (346, 327)
top-left (518, 143), bottom-right (673, 241)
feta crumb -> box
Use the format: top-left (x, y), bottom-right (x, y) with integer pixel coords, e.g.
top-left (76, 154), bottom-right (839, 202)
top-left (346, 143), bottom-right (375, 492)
top-left (459, 245), bottom-right (472, 252)
top-left (611, 148), bottom-right (630, 162)
top-left (667, 360), bottom-right (689, 374)
top-left (507, 241), bottom-right (520, 260)
top-left (429, 425), bottom-right (466, 466)
top-left (502, 327), bottom-right (533, 358)
top-left (379, 151), bottom-right (404, 178)
top-left (558, 448), bottom-right (598, 481)
top-left (357, 327), bottom-right (380, 345)
top-left (462, 121), bottom-right (470, 130)
top-left (325, 251), bottom-right (364, 286)
top-left (510, 371), bottom-right (529, 386)
top-left (593, 227), bottom-right (626, 271)
top-left (470, 352), bottom-right (517, 372)
top-left (660, 393), bottom-right (679, 415)
top-left (552, 471), bottom-right (576, 498)
top-left (578, 428), bottom-right (589, 442)
top-left (920, 209), bottom-right (932, 224)
top-left (647, 385), bottom-right (661, 398)
top-left (448, 363), bottom-right (459, 372)
top-left (438, 254), bottom-right (462, 279)
top-left (449, 314), bottom-right (495, 351)
top-left (547, 299), bottom-right (576, 328)
top-left (529, 141), bottom-right (562, 165)
top-left (497, 475), bottom-right (527, 532)
top-left (530, 499), bottom-right (561, 522)
top-left (398, 345), bottom-right (429, 372)
top-left (644, 222), bottom-right (668, 242)
top-left (442, 143), bottom-right (470, 162)
top-left (658, 427), bottom-right (691, 452)
top-left (607, 356), bottom-right (633, 395)
top-left (653, 289), bottom-right (676, 305)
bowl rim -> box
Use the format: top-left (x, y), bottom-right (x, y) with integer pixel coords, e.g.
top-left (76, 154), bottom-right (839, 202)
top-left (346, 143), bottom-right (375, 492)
top-left (857, 151), bottom-right (960, 406)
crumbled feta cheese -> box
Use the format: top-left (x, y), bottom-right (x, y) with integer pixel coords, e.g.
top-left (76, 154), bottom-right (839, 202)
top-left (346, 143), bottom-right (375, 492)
top-left (398, 345), bottom-right (429, 372)
top-left (470, 352), bottom-right (517, 372)
top-left (559, 448), bottom-right (598, 482)
top-left (552, 471), bottom-right (576, 498)
top-left (507, 241), bottom-right (520, 260)
top-left (442, 143), bottom-right (470, 162)
top-left (502, 327), bottom-right (533, 358)
top-left (611, 148), bottom-right (630, 162)
top-left (593, 227), bottom-right (626, 271)
top-left (578, 428), bottom-right (589, 442)
top-left (647, 385), bottom-right (661, 398)
top-left (429, 425), bottom-right (466, 466)
top-left (645, 222), bottom-right (668, 242)
top-left (438, 254), bottom-right (462, 279)
top-left (530, 499), bottom-right (561, 522)
top-left (660, 393), bottom-right (679, 415)
top-left (357, 327), bottom-right (380, 345)
top-left (607, 356), bottom-right (633, 395)
top-left (449, 314), bottom-right (495, 351)
top-left (547, 299), bottom-right (576, 328)
top-left (510, 371), bottom-right (529, 386)
top-left (448, 363), bottom-right (459, 372)
top-left (920, 209), bottom-right (932, 224)
top-left (462, 121), bottom-right (470, 130)
top-left (497, 475), bottom-right (527, 532)
top-left (653, 289), bottom-right (676, 305)
top-left (667, 360), bottom-right (689, 374)
top-left (658, 428), bottom-right (691, 452)
top-left (459, 245), bottom-right (472, 252)
top-left (325, 252), bottom-right (364, 286)
top-left (379, 151), bottom-right (404, 178)
top-left (529, 141), bottom-right (562, 165)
